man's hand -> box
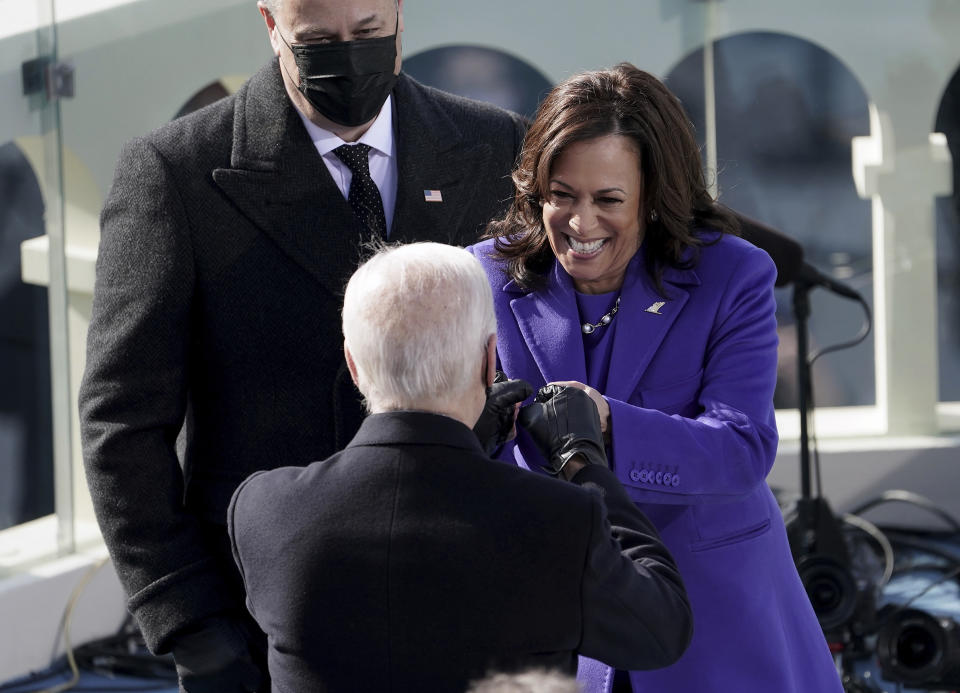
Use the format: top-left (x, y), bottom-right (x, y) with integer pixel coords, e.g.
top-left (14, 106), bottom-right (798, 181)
top-left (549, 380), bottom-right (611, 438)
top-left (473, 373), bottom-right (533, 455)
top-left (172, 617), bottom-right (262, 693)
top-left (516, 384), bottom-right (607, 479)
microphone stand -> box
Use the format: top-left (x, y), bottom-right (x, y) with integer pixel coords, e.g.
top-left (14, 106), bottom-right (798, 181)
top-left (795, 277), bottom-right (814, 503)
top-left (788, 276), bottom-right (858, 647)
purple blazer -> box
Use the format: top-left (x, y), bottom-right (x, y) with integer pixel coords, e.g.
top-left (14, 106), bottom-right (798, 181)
top-left (468, 233), bottom-right (842, 693)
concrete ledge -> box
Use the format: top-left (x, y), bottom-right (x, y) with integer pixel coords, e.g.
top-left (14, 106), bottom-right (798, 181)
top-left (20, 235), bottom-right (97, 295)
top-left (770, 434), bottom-right (960, 529)
top-left (0, 537), bottom-right (126, 682)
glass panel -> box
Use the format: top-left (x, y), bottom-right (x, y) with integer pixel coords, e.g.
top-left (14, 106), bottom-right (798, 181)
top-left (667, 32), bottom-right (874, 408)
top-left (0, 147), bottom-right (53, 532)
top-left (0, 0), bottom-right (67, 559)
top-left (936, 65), bottom-right (960, 402)
top-left (404, 46), bottom-right (552, 121)
top-left (49, 0), bottom-right (273, 546)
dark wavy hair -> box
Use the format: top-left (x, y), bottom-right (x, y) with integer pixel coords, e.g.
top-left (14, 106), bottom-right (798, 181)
top-left (486, 62), bottom-right (739, 295)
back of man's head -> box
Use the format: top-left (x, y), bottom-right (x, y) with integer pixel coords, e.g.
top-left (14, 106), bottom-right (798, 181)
top-left (342, 242), bottom-right (496, 415)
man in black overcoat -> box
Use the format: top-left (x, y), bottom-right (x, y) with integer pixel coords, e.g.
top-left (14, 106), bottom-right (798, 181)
top-left (228, 242), bottom-right (693, 692)
top-left (78, 0), bottom-right (526, 689)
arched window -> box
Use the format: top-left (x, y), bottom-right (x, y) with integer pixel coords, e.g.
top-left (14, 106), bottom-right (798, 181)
top-left (936, 65), bottom-right (960, 403)
top-left (666, 32), bottom-right (872, 408)
top-left (174, 80), bottom-right (233, 120)
top-left (0, 141), bottom-right (53, 530)
top-left (404, 46), bottom-right (552, 120)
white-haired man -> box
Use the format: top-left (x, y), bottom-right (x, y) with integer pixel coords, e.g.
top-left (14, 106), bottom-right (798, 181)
top-left (227, 243), bottom-right (692, 692)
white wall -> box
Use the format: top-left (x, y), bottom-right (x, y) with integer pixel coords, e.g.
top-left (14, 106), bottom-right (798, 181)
top-left (771, 437), bottom-right (960, 527)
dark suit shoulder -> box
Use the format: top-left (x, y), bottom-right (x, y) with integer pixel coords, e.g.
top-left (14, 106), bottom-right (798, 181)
top-left (122, 91), bottom-right (234, 167)
top-left (401, 73), bottom-right (526, 130)
top-left (458, 452), bottom-right (599, 516)
top-left (122, 62), bottom-right (285, 173)
top-left (233, 441), bottom-right (596, 532)
top-left (396, 73), bottom-right (527, 162)
top-left (231, 458), bottom-right (327, 507)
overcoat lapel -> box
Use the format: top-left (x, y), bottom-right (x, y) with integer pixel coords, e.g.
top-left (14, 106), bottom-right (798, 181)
top-left (212, 61), bottom-right (379, 298)
top-left (604, 256), bottom-right (699, 402)
top-left (508, 251), bottom-right (700, 400)
top-left (390, 75), bottom-right (495, 245)
top-left (509, 261), bottom-right (587, 386)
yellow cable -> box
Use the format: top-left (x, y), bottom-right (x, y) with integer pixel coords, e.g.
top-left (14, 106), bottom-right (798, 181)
top-left (36, 556), bottom-right (111, 693)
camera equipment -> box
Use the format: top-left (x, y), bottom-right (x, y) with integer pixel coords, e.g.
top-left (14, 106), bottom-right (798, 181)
top-left (877, 607), bottom-right (960, 689)
top-left (736, 212), bottom-right (874, 648)
top-left (785, 255), bottom-right (878, 651)
top-left (788, 501), bottom-right (869, 640)
top-left (736, 213), bottom-right (960, 691)
top-left (839, 672), bottom-right (883, 693)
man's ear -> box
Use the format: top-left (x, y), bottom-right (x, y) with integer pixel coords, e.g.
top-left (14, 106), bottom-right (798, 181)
top-left (258, 3), bottom-right (282, 57)
top-left (483, 334), bottom-right (497, 388)
top-left (344, 342), bottom-right (361, 387)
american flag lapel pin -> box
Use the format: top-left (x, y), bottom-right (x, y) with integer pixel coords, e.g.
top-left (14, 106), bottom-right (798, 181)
top-left (424, 189), bottom-right (443, 203)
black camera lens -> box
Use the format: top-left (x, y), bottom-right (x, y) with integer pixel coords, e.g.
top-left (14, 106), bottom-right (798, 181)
top-left (877, 608), bottom-right (960, 687)
top-left (809, 573), bottom-right (843, 612)
top-left (798, 555), bottom-right (857, 631)
top-left (896, 624), bottom-right (939, 671)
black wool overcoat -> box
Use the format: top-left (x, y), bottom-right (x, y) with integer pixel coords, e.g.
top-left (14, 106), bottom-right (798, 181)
top-left (79, 60), bottom-right (526, 653)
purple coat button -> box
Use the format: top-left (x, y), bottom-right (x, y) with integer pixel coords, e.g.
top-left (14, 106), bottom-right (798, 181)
top-left (655, 471), bottom-right (663, 484)
top-left (629, 469), bottom-right (641, 482)
top-left (671, 475), bottom-right (680, 487)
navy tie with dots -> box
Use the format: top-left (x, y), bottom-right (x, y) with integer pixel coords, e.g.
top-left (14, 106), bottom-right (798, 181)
top-left (333, 143), bottom-right (387, 238)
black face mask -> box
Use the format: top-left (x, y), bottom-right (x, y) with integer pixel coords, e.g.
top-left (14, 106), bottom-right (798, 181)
top-left (279, 13), bottom-right (399, 127)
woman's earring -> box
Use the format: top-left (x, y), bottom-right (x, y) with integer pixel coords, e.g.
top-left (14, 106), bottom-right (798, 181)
top-left (649, 209), bottom-right (659, 222)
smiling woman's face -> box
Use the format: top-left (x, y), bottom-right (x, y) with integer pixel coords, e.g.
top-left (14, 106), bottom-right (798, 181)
top-left (542, 135), bottom-right (644, 295)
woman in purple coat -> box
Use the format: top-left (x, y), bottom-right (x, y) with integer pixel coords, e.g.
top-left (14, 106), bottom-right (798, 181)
top-left (468, 63), bottom-right (842, 693)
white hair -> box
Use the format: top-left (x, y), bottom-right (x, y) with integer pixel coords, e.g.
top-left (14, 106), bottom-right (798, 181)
top-left (466, 669), bottom-right (582, 693)
top-left (342, 242), bottom-right (497, 413)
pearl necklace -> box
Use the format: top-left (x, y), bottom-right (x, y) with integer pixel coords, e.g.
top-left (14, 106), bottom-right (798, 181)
top-left (581, 296), bottom-right (621, 334)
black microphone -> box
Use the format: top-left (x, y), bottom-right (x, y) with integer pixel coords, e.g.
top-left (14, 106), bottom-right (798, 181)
top-left (729, 209), bottom-right (804, 287)
top-left (730, 208), bottom-right (863, 300)
top-left (796, 262), bottom-right (862, 301)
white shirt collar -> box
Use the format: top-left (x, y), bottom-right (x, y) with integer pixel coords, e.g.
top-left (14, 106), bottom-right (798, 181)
top-left (296, 95), bottom-right (395, 159)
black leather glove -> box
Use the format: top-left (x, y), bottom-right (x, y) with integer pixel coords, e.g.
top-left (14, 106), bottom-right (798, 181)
top-left (473, 372), bottom-right (534, 455)
top-left (517, 384), bottom-right (608, 476)
top-left (172, 616), bottom-right (262, 693)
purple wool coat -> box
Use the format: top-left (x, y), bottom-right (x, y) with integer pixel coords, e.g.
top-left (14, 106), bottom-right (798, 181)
top-left (468, 233), bottom-right (842, 693)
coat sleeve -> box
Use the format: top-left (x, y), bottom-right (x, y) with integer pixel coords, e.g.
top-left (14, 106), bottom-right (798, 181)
top-left (78, 138), bottom-right (234, 653)
top-left (573, 465), bottom-right (692, 669)
top-left (606, 246), bottom-right (780, 505)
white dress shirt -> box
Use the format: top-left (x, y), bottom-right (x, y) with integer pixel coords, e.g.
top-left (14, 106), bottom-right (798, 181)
top-left (296, 96), bottom-right (398, 237)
